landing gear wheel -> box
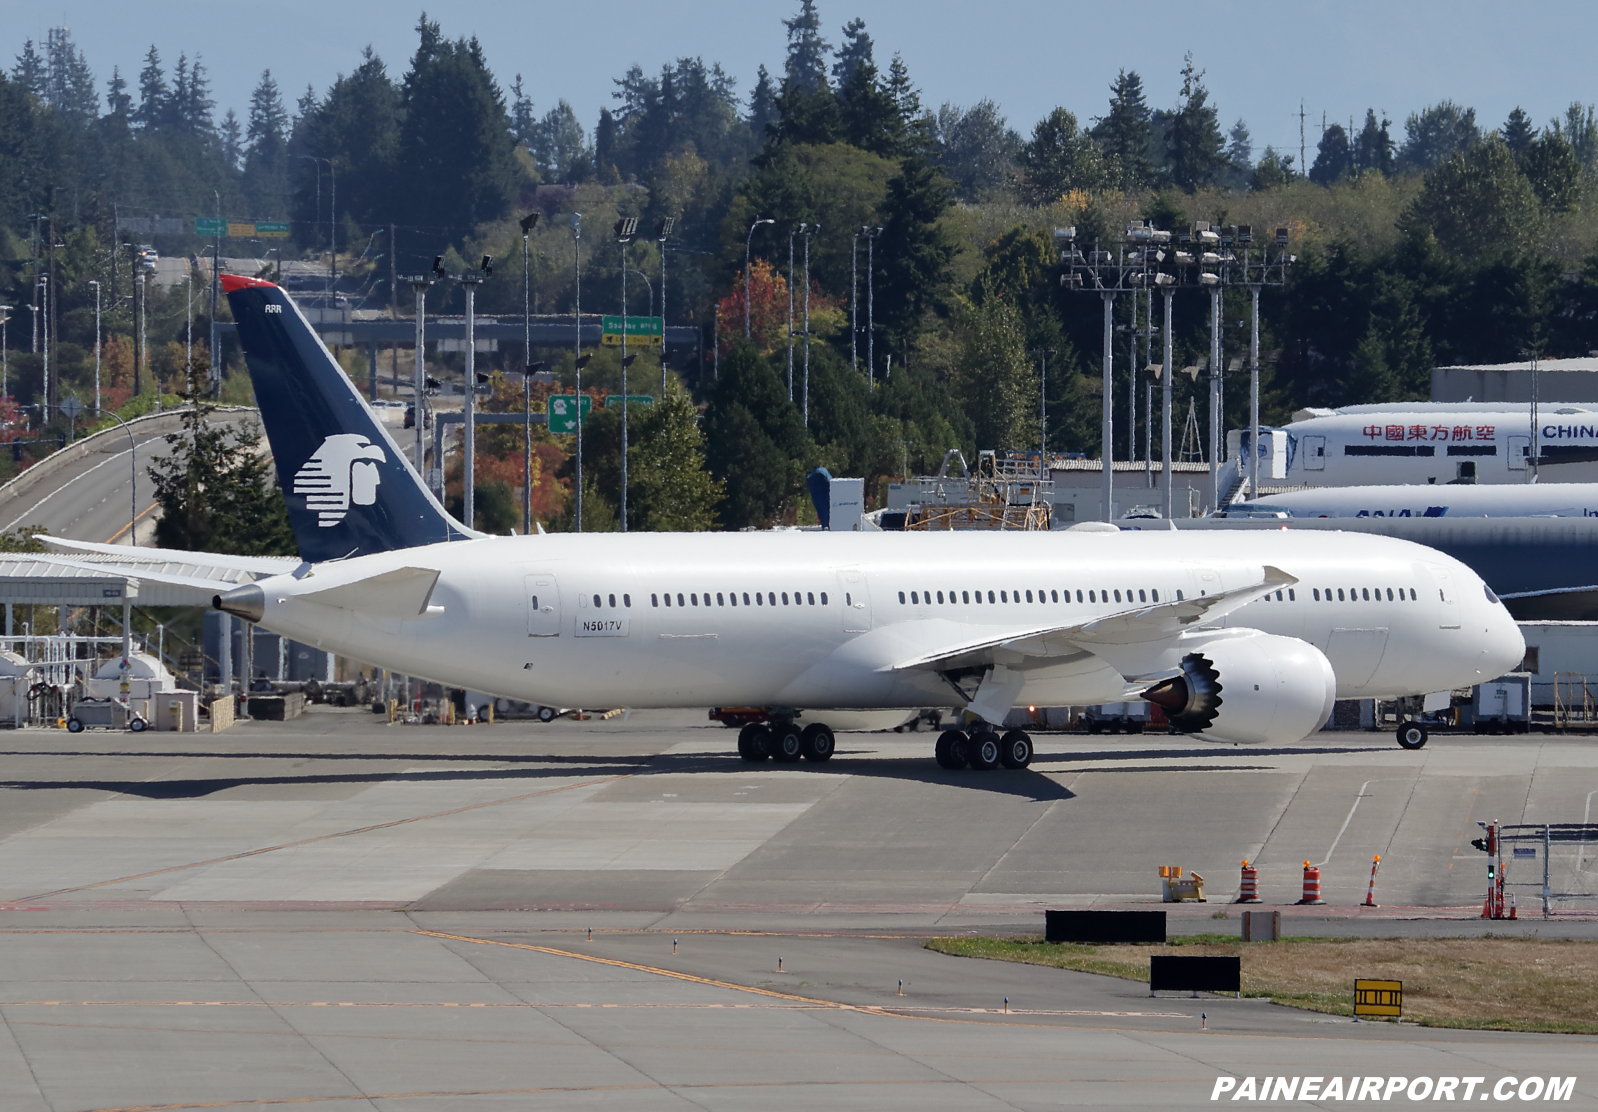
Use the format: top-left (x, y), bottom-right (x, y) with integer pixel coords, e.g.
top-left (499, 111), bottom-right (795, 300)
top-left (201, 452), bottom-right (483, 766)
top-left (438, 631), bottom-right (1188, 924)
top-left (770, 724), bottom-right (804, 763)
top-left (934, 729), bottom-right (968, 770)
top-left (967, 730), bottom-right (1001, 770)
top-left (999, 729), bottom-right (1033, 769)
top-left (1396, 723), bottom-right (1429, 750)
top-left (537, 705), bottom-right (557, 723)
top-left (737, 723), bottom-right (771, 762)
top-left (800, 723), bottom-right (835, 762)
top-left (67, 718), bottom-right (84, 733)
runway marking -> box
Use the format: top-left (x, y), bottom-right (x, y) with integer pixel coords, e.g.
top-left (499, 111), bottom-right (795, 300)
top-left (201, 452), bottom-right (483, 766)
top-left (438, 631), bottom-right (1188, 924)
top-left (0, 999), bottom-right (1189, 1018)
top-left (53, 1075), bottom-right (1174, 1112)
top-left (15, 773), bottom-right (633, 902)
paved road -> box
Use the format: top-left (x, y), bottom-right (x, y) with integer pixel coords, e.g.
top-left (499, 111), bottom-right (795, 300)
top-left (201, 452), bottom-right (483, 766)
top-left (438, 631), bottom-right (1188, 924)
top-left (0, 709), bottom-right (1593, 1108)
top-left (0, 409), bottom-right (257, 545)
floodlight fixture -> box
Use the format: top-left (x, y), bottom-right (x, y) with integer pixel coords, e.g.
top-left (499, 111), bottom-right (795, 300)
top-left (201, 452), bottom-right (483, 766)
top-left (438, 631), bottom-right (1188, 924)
top-left (480, 254), bottom-right (494, 276)
top-left (431, 255), bottom-right (446, 279)
top-left (622, 353), bottom-right (637, 367)
top-left (1275, 226), bottom-right (1290, 244)
top-left (519, 212), bottom-right (541, 234)
top-left (1146, 362), bottom-right (1163, 379)
top-left (1053, 226), bottom-right (1076, 241)
top-left (615, 217), bottom-right (639, 241)
top-left (1237, 225), bottom-right (1252, 244)
top-left (526, 360), bottom-right (546, 374)
top-left (1153, 272), bottom-right (1176, 287)
top-left (1198, 272), bottom-right (1222, 287)
top-left (655, 217), bottom-right (676, 238)
top-left (575, 354), bottom-right (592, 369)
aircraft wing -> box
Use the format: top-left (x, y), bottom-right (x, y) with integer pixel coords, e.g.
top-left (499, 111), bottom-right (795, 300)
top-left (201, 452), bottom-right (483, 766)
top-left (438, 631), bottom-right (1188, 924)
top-left (21, 554), bottom-right (266, 593)
top-left (884, 565), bottom-right (1298, 673)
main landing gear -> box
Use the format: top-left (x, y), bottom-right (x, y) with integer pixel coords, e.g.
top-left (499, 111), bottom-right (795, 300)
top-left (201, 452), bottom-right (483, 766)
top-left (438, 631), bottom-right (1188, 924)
top-left (738, 721), bottom-right (835, 763)
top-left (1396, 722), bottom-right (1429, 750)
top-left (935, 727), bottom-right (1033, 770)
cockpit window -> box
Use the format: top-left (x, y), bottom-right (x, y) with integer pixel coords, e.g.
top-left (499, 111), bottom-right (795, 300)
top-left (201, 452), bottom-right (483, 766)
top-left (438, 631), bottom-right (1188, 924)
top-left (1484, 584), bottom-right (1500, 605)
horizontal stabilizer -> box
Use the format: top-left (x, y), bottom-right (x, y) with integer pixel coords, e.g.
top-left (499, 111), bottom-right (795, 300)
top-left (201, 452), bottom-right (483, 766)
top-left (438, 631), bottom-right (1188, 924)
top-left (19, 554), bottom-right (257, 593)
top-left (300, 566), bottom-right (440, 619)
top-left (39, 536), bottom-right (300, 576)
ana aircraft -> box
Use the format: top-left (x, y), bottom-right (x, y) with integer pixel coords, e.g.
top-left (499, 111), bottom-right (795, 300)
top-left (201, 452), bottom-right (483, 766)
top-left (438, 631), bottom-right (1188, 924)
top-left (1229, 483), bottom-right (1598, 519)
top-left (44, 275), bottom-right (1525, 766)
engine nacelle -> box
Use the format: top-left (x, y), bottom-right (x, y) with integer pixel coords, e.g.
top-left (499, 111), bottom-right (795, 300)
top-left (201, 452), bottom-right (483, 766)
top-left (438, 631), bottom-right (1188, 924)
top-left (1141, 632), bottom-right (1337, 745)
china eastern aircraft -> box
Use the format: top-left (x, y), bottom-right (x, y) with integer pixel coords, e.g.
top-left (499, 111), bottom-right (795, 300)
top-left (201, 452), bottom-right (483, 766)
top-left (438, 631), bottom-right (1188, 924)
top-left (42, 275), bottom-right (1525, 769)
top-left (1229, 483), bottom-right (1598, 519)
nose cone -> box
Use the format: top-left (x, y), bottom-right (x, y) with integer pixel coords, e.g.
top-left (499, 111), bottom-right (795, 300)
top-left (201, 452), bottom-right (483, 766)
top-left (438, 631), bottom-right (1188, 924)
top-left (1484, 603), bottom-right (1526, 679)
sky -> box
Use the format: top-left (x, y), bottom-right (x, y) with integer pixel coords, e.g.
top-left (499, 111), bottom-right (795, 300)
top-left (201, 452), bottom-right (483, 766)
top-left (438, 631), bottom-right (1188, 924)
top-left (5, 0), bottom-right (1596, 161)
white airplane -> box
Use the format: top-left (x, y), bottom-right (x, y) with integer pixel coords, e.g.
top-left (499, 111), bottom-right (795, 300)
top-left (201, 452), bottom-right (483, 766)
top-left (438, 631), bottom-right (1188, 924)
top-left (43, 275), bottom-right (1525, 765)
top-left (1232, 402), bottom-right (1598, 487)
top-left (1230, 483), bottom-right (1598, 519)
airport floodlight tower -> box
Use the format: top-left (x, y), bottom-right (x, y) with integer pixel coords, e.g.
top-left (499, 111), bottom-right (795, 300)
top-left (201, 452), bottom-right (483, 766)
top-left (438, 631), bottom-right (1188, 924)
top-left (615, 216), bottom-right (639, 532)
top-left (655, 217), bottom-right (675, 397)
top-left (745, 218), bottom-right (774, 338)
top-left (519, 211), bottom-right (541, 534)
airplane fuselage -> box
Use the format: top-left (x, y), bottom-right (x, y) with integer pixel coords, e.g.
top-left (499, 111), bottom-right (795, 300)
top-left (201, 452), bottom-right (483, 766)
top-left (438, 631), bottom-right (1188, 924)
top-left (247, 529), bottom-right (1524, 713)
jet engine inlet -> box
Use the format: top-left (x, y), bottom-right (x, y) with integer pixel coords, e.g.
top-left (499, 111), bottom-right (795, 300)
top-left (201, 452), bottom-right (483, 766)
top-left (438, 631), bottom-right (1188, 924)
top-left (214, 583), bottom-right (266, 623)
top-left (1141, 653), bottom-right (1223, 732)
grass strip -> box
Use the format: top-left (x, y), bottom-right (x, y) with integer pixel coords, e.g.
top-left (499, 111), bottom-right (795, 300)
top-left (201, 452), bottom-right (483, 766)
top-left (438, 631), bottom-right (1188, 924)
top-left (924, 934), bottom-right (1598, 1035)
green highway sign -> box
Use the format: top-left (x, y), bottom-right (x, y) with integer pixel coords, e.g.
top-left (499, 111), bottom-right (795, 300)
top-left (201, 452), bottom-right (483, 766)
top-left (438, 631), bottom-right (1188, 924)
top-left (195, 217), bottom-right (226, 236)
top-left (255, 221), bottom-right (290, 237)
top-left (604, 395), bottom-right (654, 407)
top-left (600, 316), bottom-right (663, 347)
top-left (547, 394), bottom-right (593, 434)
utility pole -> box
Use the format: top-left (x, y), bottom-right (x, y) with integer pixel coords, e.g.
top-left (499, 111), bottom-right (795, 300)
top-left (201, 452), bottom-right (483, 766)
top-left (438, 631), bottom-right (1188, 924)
top-left (211, 190), bottom-right (221, 396)
top-left (745, 218), bottom-right (773, 338)
top-left (1248, 283), bottom-right (1261, 499)
top-left (460, 255), bottom-right (492, 531)
top-left (865, 226), bottom-right (881, 388)
top-left (1209, 282), bottom-right (1223, 511)
top-left (850, 231), bottom-right (859, 373)
top-left (802, 224), bottom-right (817, 425)
top-left (1162, 286), bottom-right (1174, 518)
top-left (38, 276), bottom-right (49, 412)
top-left (616, 217), bottom-right (638, 532)
top-left (1101, 289), bottom-right (1115, 522)
top-left (787, 225), bottom-right (800, 402)
top-left (48, 217), bottom-right (57, 411)
top-left (519, 212), bottom-right (540, 534)
top-left (0, 306), bottom-right (11, 398)
top-left (1030, 348), bottom-right (1055, 458)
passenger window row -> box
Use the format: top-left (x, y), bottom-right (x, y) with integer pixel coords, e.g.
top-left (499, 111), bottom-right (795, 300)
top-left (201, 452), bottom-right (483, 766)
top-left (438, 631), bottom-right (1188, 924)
top-left (587, 593), bottom-right (631, 608)
top-left (897, 587), bottom-right (1179, 605)
top-left (1311, 587), bottom-right (1418, 602)
top-left (1258, 589), bottom-right (1298, 601)
top-left (651, 590), bottom-right (828, 608)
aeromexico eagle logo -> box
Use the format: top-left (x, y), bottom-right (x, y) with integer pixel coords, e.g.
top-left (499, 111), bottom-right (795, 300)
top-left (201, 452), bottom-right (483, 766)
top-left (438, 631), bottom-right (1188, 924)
top-left (292, 434), bottom-right (386, 527)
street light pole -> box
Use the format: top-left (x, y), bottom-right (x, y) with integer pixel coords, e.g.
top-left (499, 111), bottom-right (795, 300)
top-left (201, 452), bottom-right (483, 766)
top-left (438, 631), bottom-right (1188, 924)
top-left (91, 405), bottom-right (138, 546)
top-left (0, 306), bottom-right (11, 397)
top-left (850, 231), bottom-right (859, 374)
top-left (1248, 283), bottom-right (1261, 499)
top-left (411, 277), bottom-right (430, 479)
top-left (656, 218), bottom-right (674, 397)
top-left (787, 225), bottom-right (800, 402)
top-left (865, 226), bottom-right (881, 389)
top-left (745, 218), bottom-right (773, 338)
top-left (1208, 283), bottom-right (1222, 512)
top-left (616, 217), bottom-right (638, 533)
top-left (572, 213), bottom-right (584, 533)
top-left (1101, 291), bottom-right (1115, 523)
top-left (1162, 287), bottom-right (1174, 519)
top-left (39, 276), bottom-right (48, 412)
top-left (1031, 347), bottom-right (1055, 458)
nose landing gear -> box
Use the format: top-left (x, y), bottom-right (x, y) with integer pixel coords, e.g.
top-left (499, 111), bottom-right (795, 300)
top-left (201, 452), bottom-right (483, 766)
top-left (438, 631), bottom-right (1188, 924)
top-left (1396, 722), bottom-right (1429, 750)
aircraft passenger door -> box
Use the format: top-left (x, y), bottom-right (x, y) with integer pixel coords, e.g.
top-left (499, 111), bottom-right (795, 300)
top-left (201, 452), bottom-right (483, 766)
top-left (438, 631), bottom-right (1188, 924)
top-left (1302, 435), bottom-right (1326, 471)
top-left (1508, 435), bottom-right (1529, 471)
top-left (525, 573), bottom-right (562, 636)
top-left (1426, 565), bottom-right (1461, 629)
top-left (837, 568), bottom-right (872, 633)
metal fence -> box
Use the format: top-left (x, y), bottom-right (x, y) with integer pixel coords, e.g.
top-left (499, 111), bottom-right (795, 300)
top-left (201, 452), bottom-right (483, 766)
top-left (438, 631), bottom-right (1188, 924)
top-left (1495, 823), bottom-right (1598, 917)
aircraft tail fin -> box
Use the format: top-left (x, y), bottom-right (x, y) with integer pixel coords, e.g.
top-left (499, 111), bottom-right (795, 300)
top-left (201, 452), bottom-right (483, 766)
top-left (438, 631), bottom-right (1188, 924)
top-left (222, 274), bottom-right (476, 562)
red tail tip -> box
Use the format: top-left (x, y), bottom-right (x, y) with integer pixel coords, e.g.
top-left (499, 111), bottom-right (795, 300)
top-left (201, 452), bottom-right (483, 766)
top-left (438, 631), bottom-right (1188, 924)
top-left (220, 273), bottom-right (278, 293)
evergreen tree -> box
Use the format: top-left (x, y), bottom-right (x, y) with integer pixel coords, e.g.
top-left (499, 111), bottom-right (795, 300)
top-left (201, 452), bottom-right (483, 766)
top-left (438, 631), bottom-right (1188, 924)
top-left (832, 18), bottom-right (873, 94)
top-left (747, 64), bottom-right (780, 141)
top-left (1019, 107), bottom-right (1108, 202)
top-left (104, 67), bottom-right (131, 119)
top-left (148, 398), bottom-right (297, 557)
top-left (1354, 109), bottom-right (1394, 174)
top-left (246, 70), bottom-right (288, 154)
top-left (1226, 119), bottom-right (1252, 169)
top-left (176, 54), bottom-right (217, 140)
top-left (394, 16), bottom-right (516, 236)
top-left (134, 45), bottom-right (166, 129)
top-left (44, 28), bottom-right (98, 121)
top-left (1250, 146), bottom-right (1296, 191)
top-left (1093, 69), bottom-right (1152, 185)
top-left (1166, 54), bottom-right (1225, 192)
top-left (956, 282), bottom-right (1037, 453)
top-left (702, 342), bottom-right (812, 528)
top-left (874, 154), bottom-right (955, 346)
top-left (837, 60), bottom-right (902, 156)
top-left (1309, 123), bottom-right (1353, 185)
top-left (782, 0), bottom-right (831, 93)
top-left (595, 107), bottom-right (620, 181)
top-left (220, 108), bottom-right (242, 168)
top-left (296, 47), bottom-right (401, 228)
top-left (11, 41), bottom-right (45, 97)
top-left (883, 55), bottom-right (925, 150)
top-left (510, 74), bottom-right (535, 147)
top-left (1501, 106), bottom-right (1535, 156)
top-left (1397, 101), bottom-right (1479, 173)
